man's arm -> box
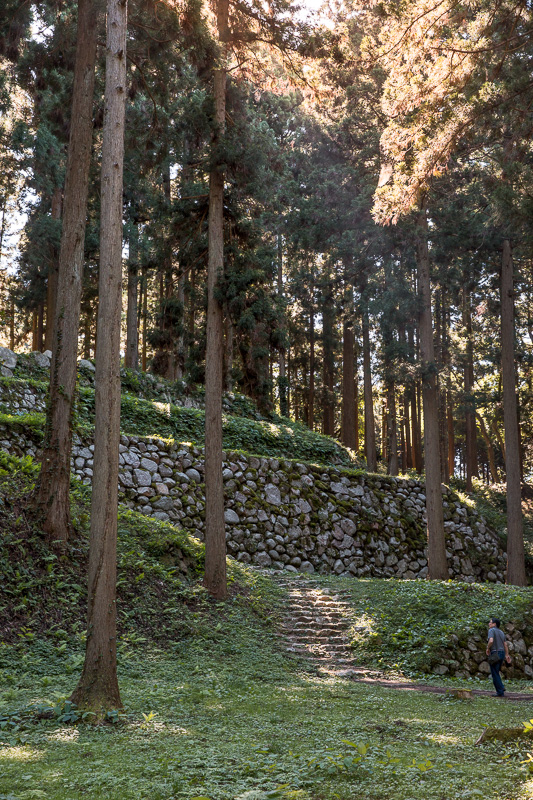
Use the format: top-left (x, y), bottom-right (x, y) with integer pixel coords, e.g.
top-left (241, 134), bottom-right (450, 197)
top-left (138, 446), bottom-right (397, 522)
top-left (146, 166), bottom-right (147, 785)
top-left (486, 636), bottom-right (494, 656)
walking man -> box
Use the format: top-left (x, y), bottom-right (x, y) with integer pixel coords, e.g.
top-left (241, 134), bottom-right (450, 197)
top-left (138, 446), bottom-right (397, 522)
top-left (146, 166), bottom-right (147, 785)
top-left (486, 617), bottom-right (512, 697)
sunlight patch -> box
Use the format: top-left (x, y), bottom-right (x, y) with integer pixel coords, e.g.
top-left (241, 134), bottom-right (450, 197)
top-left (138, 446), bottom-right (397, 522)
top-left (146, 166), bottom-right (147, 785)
top-left (0, 746), bottom-right (43, 761)
top-left (49, 727), bottom-right (79, 742)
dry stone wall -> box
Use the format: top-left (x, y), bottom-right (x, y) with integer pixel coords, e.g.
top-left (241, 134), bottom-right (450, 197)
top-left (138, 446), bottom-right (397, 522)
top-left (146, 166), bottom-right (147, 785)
top-left (436, 622), bottom-right (533, 680)
top-left (0, 421), bottom-right (507, 584)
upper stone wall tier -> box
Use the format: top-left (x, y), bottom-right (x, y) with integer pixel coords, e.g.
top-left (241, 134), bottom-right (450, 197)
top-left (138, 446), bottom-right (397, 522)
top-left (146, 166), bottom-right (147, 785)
top-left (0, 422), bottom-right (507, 584)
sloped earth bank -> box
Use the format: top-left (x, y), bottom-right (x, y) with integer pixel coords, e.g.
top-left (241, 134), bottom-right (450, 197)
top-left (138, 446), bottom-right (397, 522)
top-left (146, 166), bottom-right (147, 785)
top-left (1, 423), bottom-right (508, 585)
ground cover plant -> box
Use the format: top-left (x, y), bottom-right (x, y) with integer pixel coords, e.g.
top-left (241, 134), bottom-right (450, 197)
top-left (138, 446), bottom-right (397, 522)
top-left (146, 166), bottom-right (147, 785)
top-left (2, 461), bottom-right (533, 799)
top-left (0, 377), bottom-right (356, 466)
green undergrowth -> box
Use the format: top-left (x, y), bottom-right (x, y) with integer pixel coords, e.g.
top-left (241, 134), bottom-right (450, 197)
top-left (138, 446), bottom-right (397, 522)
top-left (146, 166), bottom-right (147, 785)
top-left (0, 453), bottom-right (280, 649)
top-left (0, 376), bottom-right (356, 466)
top-left (1, 460), bottom-right (533, 798)
top-left (2, 621), bottom-right (533, 800)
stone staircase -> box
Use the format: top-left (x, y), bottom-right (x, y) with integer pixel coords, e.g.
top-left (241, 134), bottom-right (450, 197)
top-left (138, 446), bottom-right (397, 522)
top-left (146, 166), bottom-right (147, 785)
top-left (273, 576), bottom-right (381, 677)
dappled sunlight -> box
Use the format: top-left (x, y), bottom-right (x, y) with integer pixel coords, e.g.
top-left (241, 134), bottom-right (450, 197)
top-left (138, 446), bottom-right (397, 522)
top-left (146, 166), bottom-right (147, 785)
top-left (518, 778), bottom-right (533, 799)
top-left (153, 401), bottom-right (171, 416)
top-left (0, 746), bottom-right (44, 762)
top-left (428, 733), bottom-right (461, 745)
top-left (48, 727), bottom-right (79, 742)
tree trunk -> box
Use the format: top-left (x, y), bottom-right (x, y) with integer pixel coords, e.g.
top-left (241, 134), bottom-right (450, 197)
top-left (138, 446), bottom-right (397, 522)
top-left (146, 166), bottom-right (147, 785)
top-left (463, 287), bottom-right (477, 490)
top-left (224, 315), bottom-right (234, 392)
top-left (277, 235), bottom-right (288, 417)
top-left (416, 208), bottom-right (447, 580)
top-left (33, 0), bottom-right (98, 544)
top-left (71, 0), bottom-right (126, 714)
top-left (141, 265), bottom-right (148, 371)
top-left (124, 222), bottom-right (139, 369)
top-left (45, 185), bottom-right (63, 351)
top-left (362, 306), bottom-right (377, 471)
top-left (176, 270), bottom-right (185, 380)
top-left (501, 239), bottom-right (526, 585)
top-left (387, 379), bottom-right (398, 476)
top-left (476, 412), bottom-right (498, 483)
top-left (308, 310), bottom-right (315, 430)
top-left (203, 0), bottom-right (229, 600)
top-left (408, 325), bottom-right (423, 472)
top-left (341, 319), bottom-right (357, 450)
top-left (447, 393), bottom-right (455, 478)
top-left (322, 274), bottom-right (335, 436)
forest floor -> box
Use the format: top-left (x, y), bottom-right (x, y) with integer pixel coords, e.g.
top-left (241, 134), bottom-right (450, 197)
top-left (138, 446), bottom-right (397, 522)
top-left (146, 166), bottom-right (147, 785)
top-left (2, 455), bottom-right (533, 800)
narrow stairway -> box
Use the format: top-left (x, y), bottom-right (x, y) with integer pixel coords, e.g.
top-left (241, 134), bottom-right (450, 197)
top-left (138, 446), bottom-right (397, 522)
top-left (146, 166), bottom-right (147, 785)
top-left (273, 576), bottom-right (381, 677)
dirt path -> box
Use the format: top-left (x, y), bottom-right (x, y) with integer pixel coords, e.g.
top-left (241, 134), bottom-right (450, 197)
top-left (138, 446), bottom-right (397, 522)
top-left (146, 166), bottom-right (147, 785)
top-left (274, 574), bottom-right (533, 702)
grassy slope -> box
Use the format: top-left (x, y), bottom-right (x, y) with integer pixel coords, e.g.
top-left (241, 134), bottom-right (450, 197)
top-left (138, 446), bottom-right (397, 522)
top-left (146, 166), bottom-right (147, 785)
top-left (1, 457), bottom-right (533, 799)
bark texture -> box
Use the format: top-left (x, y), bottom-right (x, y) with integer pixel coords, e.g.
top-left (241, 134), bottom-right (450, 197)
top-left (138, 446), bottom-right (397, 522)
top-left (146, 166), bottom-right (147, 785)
top-left (416, 209), bottom-right (448, 580)
top-left (463, 288), bottom-right (477, 490)
top-left (362, 307), bottom-right (377, 471)
top-left (124, 222), bottom-right (139, 369)
top-left (501, 239), bottom-right (526, 585)
top-left (71, 0), bottom-right (127, 712)
top-left (203, 0), bottom-right (229, 600)
top-left (33, 0), bottom-right (98, 544)
top-left (341, 319), bottom-right (358, 450)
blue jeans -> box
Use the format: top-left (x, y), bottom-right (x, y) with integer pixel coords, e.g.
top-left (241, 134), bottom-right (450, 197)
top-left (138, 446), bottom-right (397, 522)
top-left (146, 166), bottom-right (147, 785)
top-left (490, 650), bottom-right (506, 695)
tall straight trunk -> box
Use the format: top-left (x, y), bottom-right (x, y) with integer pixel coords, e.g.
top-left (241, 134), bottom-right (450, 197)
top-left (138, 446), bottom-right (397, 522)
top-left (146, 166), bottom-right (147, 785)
top-left (141, 265), bottom-right (148, 371)
top-left (37, 302), bottom-right (45, 351)
top-left (33, 0), bottom-right (98, 543)
top-left (476, 412), bottom-right (498, 483)
top-left (203, 0), bottom-right (229, 600)
top-left (176, 271), bottom-right (185, 380)
top-left (463, 287), bottom-right (477, 490)
top-left (286, 344), bottom-right (291, 417)
top-left (437, 292), bottom-right (450, 483)
top-left (408, 325), bottom-right (423, 472)
top-left (362, 306), bottom-right (377, 471)
top-left (45, 185), bottom-right (63, 351)
top-left (447, 393), bottom-right (455, 478)
top-left (381, 395), bottom-right (388, 465)
top-left (308, 310), bottom-right (315, 430)
top-left (322, 275), bottom-right (335, 436)
top-left (277, 236), bottom-right (288, 417)
top-left (83, 308), bottom-right (92, 359)
top-left (387, 379), bottom-right (398, 475)
top-left (403, 390), bottom-right (412, 469)
top-left (71, 0), bottom-right (126, 713)
top-left (224, 316), bottom-right (234, 392)
top-left (416, 208), bottom-right (447, 580)
top-left (9, 298), bottom-right (15, 350)
top-left (341, 319), bottom-right (357, 449)
top-left (501, 239), bottom-right (526, 585)
top-left (124, 222), bottom-right (139, 369)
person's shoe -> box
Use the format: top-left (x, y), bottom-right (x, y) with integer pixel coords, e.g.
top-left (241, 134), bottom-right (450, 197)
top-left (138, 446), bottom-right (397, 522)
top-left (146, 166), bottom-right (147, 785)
top-left (491, 692), bottom-right (505, 697)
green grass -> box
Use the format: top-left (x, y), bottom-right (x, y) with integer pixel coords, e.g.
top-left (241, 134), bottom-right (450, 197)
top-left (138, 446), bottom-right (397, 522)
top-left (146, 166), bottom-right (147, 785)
top-left (3, 462), bottom-right (533, 798)
top-left (2, 627), bottom-right (533, 800)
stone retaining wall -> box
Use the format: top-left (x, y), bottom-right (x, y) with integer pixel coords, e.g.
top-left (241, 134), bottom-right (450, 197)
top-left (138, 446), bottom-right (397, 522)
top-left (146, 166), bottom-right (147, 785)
top-left (436, 622), bottom-right (533, 680)
top-left (0, 422), bottom-right (507, 584)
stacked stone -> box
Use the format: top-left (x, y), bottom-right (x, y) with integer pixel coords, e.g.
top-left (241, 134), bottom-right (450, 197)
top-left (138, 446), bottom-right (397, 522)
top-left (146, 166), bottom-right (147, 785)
top-left (0, 416), bottom-right (507, 584)
top-left (64, 435), bottom-right (506, 583)
top-left (434, 623), bottom-right (533, 679)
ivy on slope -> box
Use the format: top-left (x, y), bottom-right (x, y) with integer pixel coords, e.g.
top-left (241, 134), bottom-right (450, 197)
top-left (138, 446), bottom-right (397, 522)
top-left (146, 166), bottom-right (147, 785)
top-left (75, 389), bottom-right (355, 465)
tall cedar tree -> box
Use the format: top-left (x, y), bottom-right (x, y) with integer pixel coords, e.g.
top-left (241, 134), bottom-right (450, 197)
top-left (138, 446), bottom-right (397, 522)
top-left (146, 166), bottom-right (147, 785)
top-left (71, 0), bottom-right (127, 713)
top-left (33, 0), bottom-right (98, 544)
